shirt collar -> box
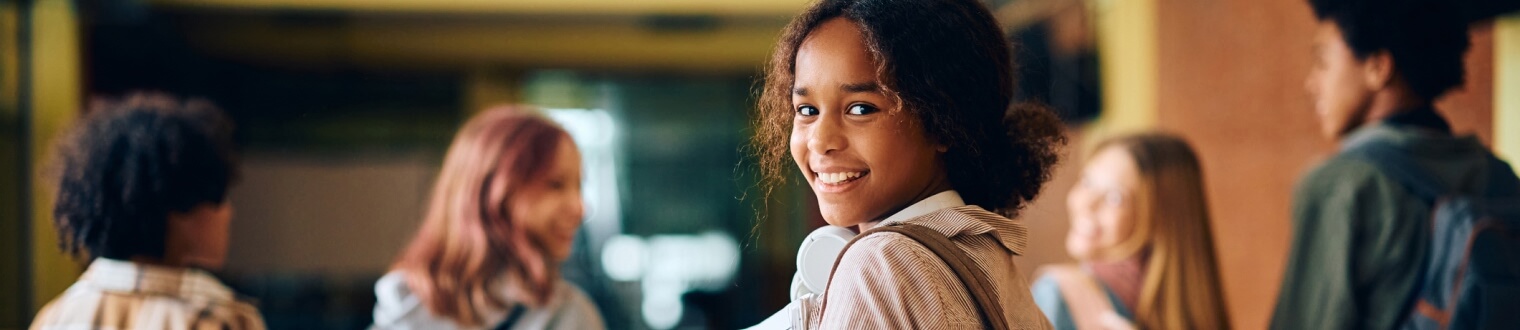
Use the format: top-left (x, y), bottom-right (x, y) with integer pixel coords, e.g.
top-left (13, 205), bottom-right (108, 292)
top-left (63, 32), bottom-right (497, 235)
top-left (1382, 105), bottom-right (1451, 134)
top-left (1341, 106), bottom-right (1453, 151)
top-left (874, 190), bottom-right (965, 227)
top-left (867, 190), bottom-right (1029, 256)
top-left (80, 258), bottom-right (238, 305)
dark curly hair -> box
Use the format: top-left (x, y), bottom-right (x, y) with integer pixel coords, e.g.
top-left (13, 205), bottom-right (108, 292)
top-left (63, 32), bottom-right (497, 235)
top-left (1308, 0), bottom-right (1469, 101)
top-left (754, 0), bottom-right (1066, 218)
top-left (51, 92), bottom-right (238, 261)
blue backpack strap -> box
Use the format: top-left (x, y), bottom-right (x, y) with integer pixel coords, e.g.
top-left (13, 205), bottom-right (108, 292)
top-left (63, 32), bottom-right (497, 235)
top-left (1346, 143), bottom-right (1448, 202)
top-left (493, 304), bottom-right (527, 330)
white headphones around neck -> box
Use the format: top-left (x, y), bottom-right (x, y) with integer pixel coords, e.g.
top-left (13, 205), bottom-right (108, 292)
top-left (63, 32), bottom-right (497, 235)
top-left (744, 225), bottom-right (858, 330)
top-left (791, 225), bottom-right (856, 300)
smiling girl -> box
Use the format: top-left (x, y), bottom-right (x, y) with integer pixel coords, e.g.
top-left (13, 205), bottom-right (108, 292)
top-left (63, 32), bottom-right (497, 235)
top-left (1031, 133), bottom-right (1230, 330)
top-left (753, 0), bottom-right (1066, 328)
top-left (371, 106), bottom-right (603, 330)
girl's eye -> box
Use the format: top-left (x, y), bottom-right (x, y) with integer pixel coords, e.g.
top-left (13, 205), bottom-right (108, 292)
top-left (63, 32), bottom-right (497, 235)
top-left (547, 180), bottom-right (566, 190)
top-left (1101, 189), bottom-right (1125, 207)
top-left (846, 104), bottom-right (878, 115)
top-left (796, 105), bottom-right (819, 116)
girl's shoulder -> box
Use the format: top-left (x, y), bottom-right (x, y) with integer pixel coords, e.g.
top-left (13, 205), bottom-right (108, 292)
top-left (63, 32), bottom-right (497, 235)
top-left (371, 272), bottom-right (602, 330)
top-left (1030, 266), bottom-right (1077, 330)
top-left (373, 271), bottom-right (421, 312)
top-left (546, 279), bottom-right (605, 330)
top-left (371, 271), bottom-right (441, 329)
top-left (1029, 269), bottom-right (1068, 307)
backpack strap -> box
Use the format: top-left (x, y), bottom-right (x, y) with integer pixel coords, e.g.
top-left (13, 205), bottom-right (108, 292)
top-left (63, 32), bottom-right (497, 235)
top-left (1345, 143), bottom-right (1448, 201)
top-left (819, 224), bottom-right (1009, 329)
top-left (1040, 265), bottom-right (1122, 330)
top-left (493, 304), bottom-right (528, 330)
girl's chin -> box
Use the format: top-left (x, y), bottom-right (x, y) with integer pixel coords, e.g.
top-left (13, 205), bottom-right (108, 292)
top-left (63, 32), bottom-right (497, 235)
top-left (1066, 243), bottom-right (1098, 260)
top-left (819, 213), bottom-right (869, 228)
top-left (549, 249), bottom-right (574, 262)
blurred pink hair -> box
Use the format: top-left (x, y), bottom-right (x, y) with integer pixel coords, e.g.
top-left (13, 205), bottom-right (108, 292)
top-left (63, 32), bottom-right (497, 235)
top-left (391, 105), bottom-right (570, 326)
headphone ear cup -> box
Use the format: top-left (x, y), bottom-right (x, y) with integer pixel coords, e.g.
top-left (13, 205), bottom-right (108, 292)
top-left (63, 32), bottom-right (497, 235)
top-left (795, 225), bottom-right (856, 295)
top-left (790, 272), bottom-right (810, 300)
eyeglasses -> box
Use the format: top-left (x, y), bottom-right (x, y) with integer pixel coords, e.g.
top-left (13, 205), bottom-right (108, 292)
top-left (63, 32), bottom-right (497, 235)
top-left (1075, 177), bottom-right (1130, 209)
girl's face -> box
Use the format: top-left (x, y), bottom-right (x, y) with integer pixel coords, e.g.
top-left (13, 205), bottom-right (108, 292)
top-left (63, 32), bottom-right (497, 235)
top-left (511, 138), bottom-right (585, 262)
top-left (1065, 146), bottom-right (1140, 260)
top-left (790, 18), bottom-right (949, 228)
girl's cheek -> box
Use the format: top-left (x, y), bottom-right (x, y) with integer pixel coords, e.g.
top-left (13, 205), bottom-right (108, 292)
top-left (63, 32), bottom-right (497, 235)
top-left (1101, 214), bottom-right (1131, 247)
top-left (1094, 215), bottom-right (1114, 246)
top-left (790, 137), bottom-right (809, 165)
top-left (1069, 218), bottom-right (1097, 242)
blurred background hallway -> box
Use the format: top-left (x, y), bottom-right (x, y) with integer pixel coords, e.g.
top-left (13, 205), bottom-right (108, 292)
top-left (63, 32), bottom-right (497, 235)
top-left (1, 0), bottom-right (1516, 328)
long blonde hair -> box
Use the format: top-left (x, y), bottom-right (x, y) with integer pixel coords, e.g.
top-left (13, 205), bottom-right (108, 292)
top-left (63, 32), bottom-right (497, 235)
top-left (391, 106), bottom-right (570, 326)
top-left (1095, 133), bottom-right (1231, 330)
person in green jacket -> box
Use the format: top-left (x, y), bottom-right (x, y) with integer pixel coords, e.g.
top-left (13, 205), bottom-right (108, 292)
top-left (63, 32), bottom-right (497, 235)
top-left (1271, 0), bottom-right (1520, 329)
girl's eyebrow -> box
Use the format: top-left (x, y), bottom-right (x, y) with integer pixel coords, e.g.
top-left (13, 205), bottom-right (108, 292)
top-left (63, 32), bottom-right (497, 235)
top-left (841, 82), bottom-right (881, 93)
top-left (791, 82), bottom-right (880, 97)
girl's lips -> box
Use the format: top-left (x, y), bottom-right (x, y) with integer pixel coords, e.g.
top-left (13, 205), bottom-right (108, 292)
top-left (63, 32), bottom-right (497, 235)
top-left (813, 171), bottom-right (867, 194)
top-left (808, 163), bottom-right (869, 194)
top-left (813, 170), bottom-right (867, 184)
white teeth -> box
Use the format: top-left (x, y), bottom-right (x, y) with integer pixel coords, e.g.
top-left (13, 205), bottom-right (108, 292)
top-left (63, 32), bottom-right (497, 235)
top-left (817, 171), bottom-right (863, 184)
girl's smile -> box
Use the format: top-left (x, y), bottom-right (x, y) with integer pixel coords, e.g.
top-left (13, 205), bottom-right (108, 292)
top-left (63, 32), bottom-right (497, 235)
top-left (811, 167), bottom-right (870, 192)
top-left (789, 17), bottom-right (951, 228)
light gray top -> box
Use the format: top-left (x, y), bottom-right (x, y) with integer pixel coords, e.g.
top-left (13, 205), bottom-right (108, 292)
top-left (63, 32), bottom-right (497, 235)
top-left (370, 271), bottom-right (604, 330)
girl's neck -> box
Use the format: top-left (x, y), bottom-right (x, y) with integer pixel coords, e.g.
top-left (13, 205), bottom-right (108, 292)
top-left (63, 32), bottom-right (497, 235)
top-left (1085, 250), bottom-right (1148, 313)
top-left (860, 173), bottom-right (955, 231)
top-left (129, 255), bottom-right (187, 268)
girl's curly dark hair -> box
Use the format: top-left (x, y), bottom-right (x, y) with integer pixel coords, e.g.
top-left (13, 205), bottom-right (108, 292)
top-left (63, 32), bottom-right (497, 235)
top-left (753, 0), bottom-right (1066, 218)
top-left (51, 92), bottom-right (238, 261)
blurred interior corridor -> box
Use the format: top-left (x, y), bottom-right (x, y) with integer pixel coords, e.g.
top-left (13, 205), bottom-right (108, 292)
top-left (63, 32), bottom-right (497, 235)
top-left (2, 0), bottom-right (1518, 329)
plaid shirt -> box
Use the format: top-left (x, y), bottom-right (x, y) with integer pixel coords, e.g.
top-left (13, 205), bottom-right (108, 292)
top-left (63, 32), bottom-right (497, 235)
top-left (30, 258), bottom-right (265, 330)
top-left (792, 191), bottom-right (1053, 329)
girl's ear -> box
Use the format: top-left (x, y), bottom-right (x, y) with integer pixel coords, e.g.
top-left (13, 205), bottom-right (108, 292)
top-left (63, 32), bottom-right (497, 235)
top-left (936, 144), bottom-right (948, 153)
top-left (1361, 50), bottom-right (1396, 90)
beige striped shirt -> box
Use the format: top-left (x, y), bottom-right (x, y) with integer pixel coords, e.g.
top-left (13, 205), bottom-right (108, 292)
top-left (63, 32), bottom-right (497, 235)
top-left (30, 258), bottom-right (265, 330)
top-left (793, 191), bottom-right (1053, 329)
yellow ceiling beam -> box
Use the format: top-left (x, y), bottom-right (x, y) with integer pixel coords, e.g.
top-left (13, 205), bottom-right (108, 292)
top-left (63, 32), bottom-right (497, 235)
top-left (181, 16), bottom-right (784, 73)
top-left (151, 0), bottom-right (809, 16)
